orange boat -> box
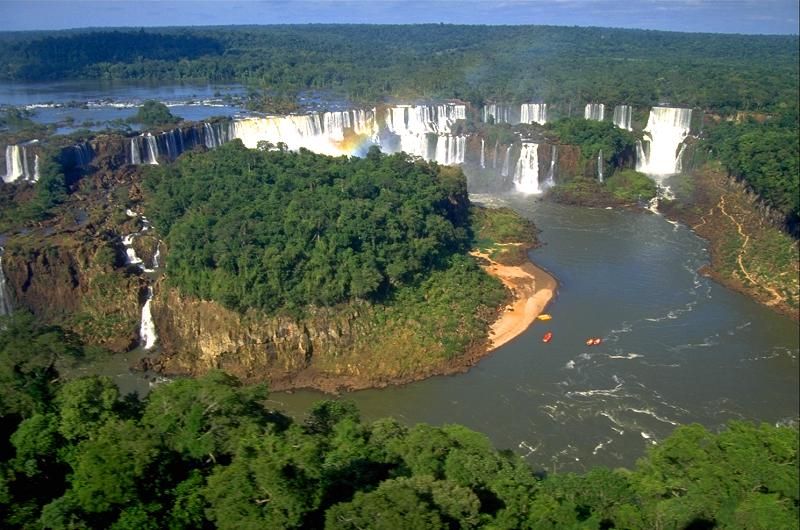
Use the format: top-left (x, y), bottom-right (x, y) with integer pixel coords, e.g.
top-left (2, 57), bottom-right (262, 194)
top-left (585, 338), bottom-right (594, 346)
top-left (592, 338), bottom-right (603, 346)
top-left (542, 332), bottom-right (553, 343)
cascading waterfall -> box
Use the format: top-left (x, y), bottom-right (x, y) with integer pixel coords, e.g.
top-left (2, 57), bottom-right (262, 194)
top-left (501, 146), bottom-right (512, 177)
top-left (234, 108), bottom-right (380, 157)
top-left (480, 139), bottom-right (485, 168)
top-left (383, 104), bottom-right (466, 164)
top-left (122, 210), bottom-right (160, 349)
top-left (545, 144), bottom-right (557, 188)
top-left (492, 141), bottom-right (499, 169)
top-left (636, 107), bottom-right (693, 176)
top-left (129, 138), bottom-right (141, 165)
top-left (2, 143), bottom-right (39, 183)
top-left (483, 104), bottom-right (512, 124)
top-left (584, 103), bottom-right (605, 121)
top-left (520, 103), bottom-right (548, 125)
top-left (145, 134), bottom-right (159, 165)
top-left (434, 135), bottom-right (466, 166)
top-left (513, 142), bottom-right (541, 194)
top-left (73, 143), bottom-right (93, 168)
top-left (121, 104), bottom-right (470, 168)
top-left (597, 150), bottom-right (604, 182)
top-left (613, 105), bottom-right (633, 131)
top-left (139, 286), bottom-right (157, 350)
top-left (3, 145), bottom-right (23, 183)
top-left (0, 250), bottom-right (13, 316)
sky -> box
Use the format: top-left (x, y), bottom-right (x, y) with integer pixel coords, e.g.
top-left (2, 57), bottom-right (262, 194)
top-left (1, 0), bottom-right (798, 35)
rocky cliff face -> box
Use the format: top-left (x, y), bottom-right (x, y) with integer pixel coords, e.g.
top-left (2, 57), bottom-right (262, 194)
top-left (151, 287), bottom-right (375, 387)
top-left (3, 227), bottom-right (144, 352)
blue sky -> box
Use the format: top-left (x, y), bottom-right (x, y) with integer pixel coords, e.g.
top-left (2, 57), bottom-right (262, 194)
top-left (1, 0), bottom-right (798, 34)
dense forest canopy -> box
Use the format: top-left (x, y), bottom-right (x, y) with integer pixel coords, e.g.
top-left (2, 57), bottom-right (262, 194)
top-left (0, 25), bottom-right (797, 112)
top-left (145, 142), bottom-right (475, 313)
top-left (0, 314), bottom-right (797, 529)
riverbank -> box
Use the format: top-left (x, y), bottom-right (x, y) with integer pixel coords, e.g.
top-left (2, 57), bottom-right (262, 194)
top-left (471, 249), bottom-right (557, 351)
top-left (262, 247), bottom-right (556, 394)
top-left (661, 164), bottom-right (799, 320)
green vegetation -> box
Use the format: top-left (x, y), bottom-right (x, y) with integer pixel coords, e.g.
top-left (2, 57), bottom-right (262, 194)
top-left (702, 109), bottom-right (800, 233)
top-left (605, 169), bottom-right (658, 202)
top-left (548, 118), bottom-right (637, 176)
top-left (0, 149), bottom-right (67, 231)
top-left (662, 163), bottom-right (799, 316)
top-left (0, 30), bottom-right (222, 81)
top-left (129, 100), bottom-right (181, 128)
top-left (0, 316), bottom-right (797, 529)
top-left (470, 206), bottom-right (538, 265)
top-left (0, 26), bottom-right (796, 113)
top-left (145, 142), bottom-right (475, 314)
top-left (547, 178), bottom-right (617, 207)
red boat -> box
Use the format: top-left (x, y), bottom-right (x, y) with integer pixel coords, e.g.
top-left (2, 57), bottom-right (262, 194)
top-left (592, 338), bottom-right (603, 346)
top-left (585, 338), bottom-right (594, 346)
top-left (542, 332), bottom-right (553, 343)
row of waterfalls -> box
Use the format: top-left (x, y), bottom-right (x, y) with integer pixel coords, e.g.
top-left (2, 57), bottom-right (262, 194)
top-left (3, 104), bottom-right (694, 195)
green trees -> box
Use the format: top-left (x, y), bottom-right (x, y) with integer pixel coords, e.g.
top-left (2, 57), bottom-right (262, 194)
top-left (0, 328), bottom-right (798, 530)
top-left (145, 141), bottom-right (476, 313)
top-left (0, 27), bottom-right (796, 113)
top-left (703, 111), bottom-right (800, 232)
top-left (130, 100), bottom-right (181, 128)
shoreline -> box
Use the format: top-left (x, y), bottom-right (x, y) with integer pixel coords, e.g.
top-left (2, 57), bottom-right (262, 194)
top-left (471, 249), bottom-right (558, 351)
top-left (262, 249), bottom-right (558, 394)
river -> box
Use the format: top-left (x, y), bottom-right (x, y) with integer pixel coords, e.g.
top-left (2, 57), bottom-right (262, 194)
top-left (269, 194), bottom-right (799, 471)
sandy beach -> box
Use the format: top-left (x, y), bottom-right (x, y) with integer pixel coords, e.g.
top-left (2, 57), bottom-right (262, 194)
top-left (471, 250), bottom-right (557, 351)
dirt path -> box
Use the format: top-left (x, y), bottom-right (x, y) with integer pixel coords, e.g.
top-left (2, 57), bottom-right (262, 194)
top-left (471, 250), bottom-right (557, 350)
top-left (717, 196), bottom-right (785, 306)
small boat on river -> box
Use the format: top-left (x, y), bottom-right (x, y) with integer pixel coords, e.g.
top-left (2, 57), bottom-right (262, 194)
top-left (537, 314), bottom-right (552, 321)
top-left (542, 332), bottom-right (553, 343)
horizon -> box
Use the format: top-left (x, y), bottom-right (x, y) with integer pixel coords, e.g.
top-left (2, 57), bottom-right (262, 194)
top-left (1, 0), bottom-right (798, 36)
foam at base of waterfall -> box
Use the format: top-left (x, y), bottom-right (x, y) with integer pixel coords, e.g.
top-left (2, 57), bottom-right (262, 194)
top-left (636, 107), bottom-right (692, 176)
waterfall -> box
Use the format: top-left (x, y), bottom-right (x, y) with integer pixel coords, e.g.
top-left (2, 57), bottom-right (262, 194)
top-left (383, 104), bottom-right (466, 163)
top-left (483, 104), bottom-right (512, 124)
top-left (584, 103), bottom-right (605, 121)
top-left (73, 143), bottom-right (94, 168)
top-left (139, 286), bottom-right (157, 350)
top-left (144, 134), bottom-right (159, 165)
top-left (501, 146), bottom-right (512, 177)
top-left (3, 145), bottom-right (24, 183)
top-left (513, 143), bottom-right (541, 194)
top-left (234, 108), bottom-right (382, 157)
top-left (2, 143), bottom-right (39, 183)
top-left (129, 138), bottom-right (141, 165)
top-left (0, 251), bottom-right (13, 316)
top-left (613, 105), bottom-right (633, 131)
top-left (122, 211), bottom-right (160, 349)
top-left (636, 107), bottom-right (692, 176)
top-left (520, 103), bottom-right (548, 125)
top-left (480, 138), bottom-right (485, 168)
top-left (492, 141), bottom-right (499, 169)
top-left (545, 145), bottom-right (557, 188)
top-left (597, 150), bottom-right (604, 182)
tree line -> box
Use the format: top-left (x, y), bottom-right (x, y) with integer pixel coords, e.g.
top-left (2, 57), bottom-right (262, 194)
top-left (0, 26), bottom-right (796, 113)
